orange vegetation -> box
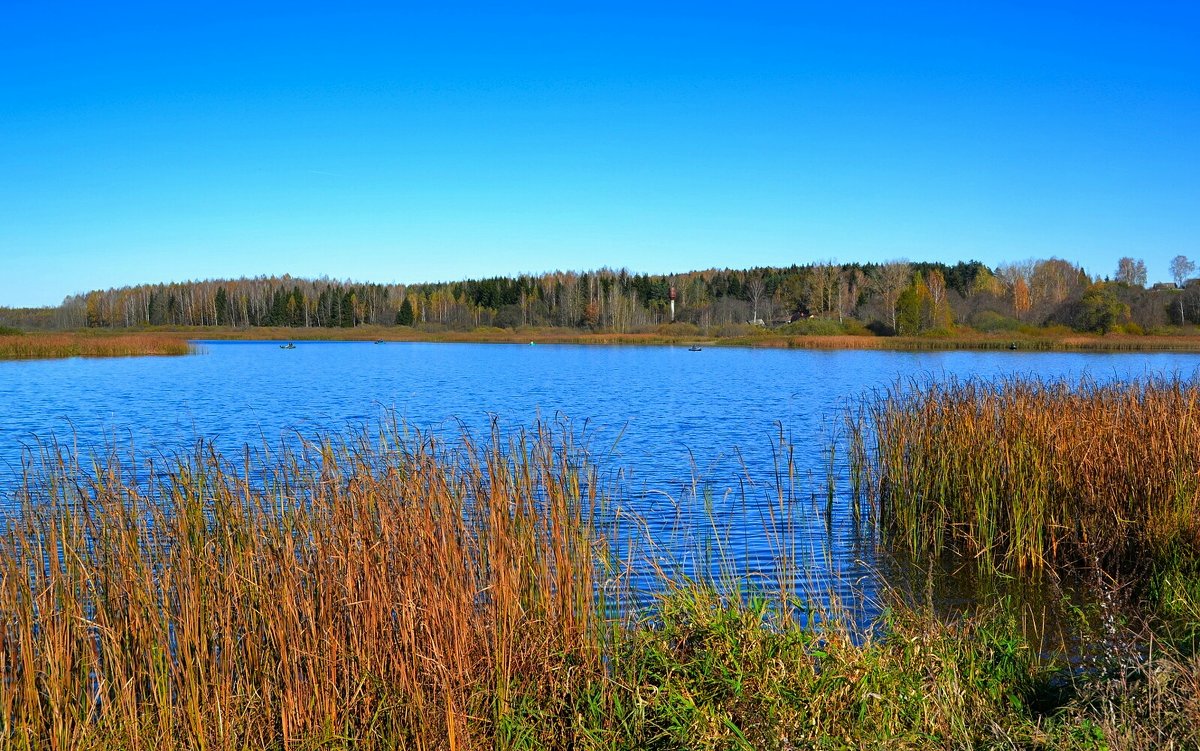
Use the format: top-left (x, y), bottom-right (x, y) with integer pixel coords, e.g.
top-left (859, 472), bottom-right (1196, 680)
top-left (0, 333), bottom-right (193, 359)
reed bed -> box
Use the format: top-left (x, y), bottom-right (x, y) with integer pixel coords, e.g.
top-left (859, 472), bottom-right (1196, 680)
top-left (2, 420), bottom-right (1198, 749)
top-left (0, 427), bottom-right (607, 750)
top-left (852, 377), bottom-right (1200, 585)
top-left (0, 333), bottom-right (192, 359)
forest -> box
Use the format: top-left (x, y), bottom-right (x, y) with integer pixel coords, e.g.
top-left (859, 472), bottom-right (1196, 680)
top-left (4, 255), bottom-right (1200, 336)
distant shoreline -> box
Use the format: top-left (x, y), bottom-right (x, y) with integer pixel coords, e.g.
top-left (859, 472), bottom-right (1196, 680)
top-left (6, 325), bottom-right (1200, 359)
top-left (175, 324), bottom-right (1200, 352)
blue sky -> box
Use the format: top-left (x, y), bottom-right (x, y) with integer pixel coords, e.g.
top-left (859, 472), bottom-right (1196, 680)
top-left (2, 1), bottom-right (1197, 307)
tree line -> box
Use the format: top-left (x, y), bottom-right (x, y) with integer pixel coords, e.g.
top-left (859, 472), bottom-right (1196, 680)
top-left (3, 255), bottom-right (1199, 334)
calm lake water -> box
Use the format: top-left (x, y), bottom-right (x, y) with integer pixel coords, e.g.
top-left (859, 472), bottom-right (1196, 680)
top-left (2, 342), bottom-right (1198, 618)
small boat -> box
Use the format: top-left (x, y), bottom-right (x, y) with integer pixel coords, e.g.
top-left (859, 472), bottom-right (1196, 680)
top-left (1007, 342), bottom-right (1018, 351)
top-left (280, 343), bottom-right (296, 350)
top-left (688, 345), bottom-right (702, 352)
top-left (374, 340), bottom-right (384, 345)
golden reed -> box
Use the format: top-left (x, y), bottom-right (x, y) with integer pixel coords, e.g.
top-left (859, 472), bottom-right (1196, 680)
top-left (853, 377), bottom-right (1200, 577)
top-left (0, 426), bottom-right (605, 750)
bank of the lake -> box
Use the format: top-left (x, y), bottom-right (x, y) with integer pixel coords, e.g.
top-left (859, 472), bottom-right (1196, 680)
top-left (177, 323), bottom-right (1200, 352)
top-left (13, 323), bottom-right (1200, 355)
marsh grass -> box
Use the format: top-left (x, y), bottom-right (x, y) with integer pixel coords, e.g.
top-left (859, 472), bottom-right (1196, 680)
top-left (851, 377), bottom-right (1200, 600)
top-left (0, 426), bottom-right (607, 749)
top-left (0, 332), bottom-right (193, 359)
top-left (1, 418), bottom-right (1198, 749)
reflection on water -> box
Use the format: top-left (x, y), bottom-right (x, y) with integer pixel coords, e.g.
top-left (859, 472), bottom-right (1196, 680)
top-left (1, 341), bottom-right (1197, 626)
top-left (877, 547), bottom-right (1122, 664)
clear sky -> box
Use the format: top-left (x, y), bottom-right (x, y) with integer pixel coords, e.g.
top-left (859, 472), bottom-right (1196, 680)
top-left (2, 1), bottom-right (1197, 307)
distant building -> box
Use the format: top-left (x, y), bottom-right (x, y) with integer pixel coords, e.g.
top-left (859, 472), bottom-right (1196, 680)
top-left (1152, 282), bottom-right (1180, 291)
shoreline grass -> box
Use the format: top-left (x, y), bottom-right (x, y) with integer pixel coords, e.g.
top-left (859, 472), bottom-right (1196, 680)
top-left (8, 324), bottom-right (1200, 356)
top-left (851, 377), bottom-right (1200, 624)
top-left (3, 427), bottom-right (605, 749)
top-left (0, 332), bottom-right (194, 360)
top-left (192, 323), bottom-right (1200, 352)
top-left (2, 421), bottom-right (1198, 748)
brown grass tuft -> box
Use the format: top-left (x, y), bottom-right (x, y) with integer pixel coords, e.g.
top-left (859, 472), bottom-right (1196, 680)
top-left (0, 333), bottom-right (193, 359)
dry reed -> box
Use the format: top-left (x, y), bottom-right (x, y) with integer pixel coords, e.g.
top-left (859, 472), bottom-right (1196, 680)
top-left (2, 415), bottom-right (1198, 748)
top-left (852, 377), bottom-right (1200, 580)
top-left (0, 426), bottom-right (606, 750)
top-left (0, 333), bottom-right (193, 360)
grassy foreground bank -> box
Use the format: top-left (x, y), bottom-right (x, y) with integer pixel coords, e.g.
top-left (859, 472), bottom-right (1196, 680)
top-left (2, 422), bottom-right (1198, 749)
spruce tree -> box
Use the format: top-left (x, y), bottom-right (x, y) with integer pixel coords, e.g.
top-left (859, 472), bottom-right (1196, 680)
top-left (396, 298), bottom-right (415, 326)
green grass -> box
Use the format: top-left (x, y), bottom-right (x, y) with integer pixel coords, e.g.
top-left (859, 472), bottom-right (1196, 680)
top-left (485, 581), bottom-right (1200, 750)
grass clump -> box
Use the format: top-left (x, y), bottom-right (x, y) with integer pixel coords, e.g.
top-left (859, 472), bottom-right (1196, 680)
top-left (0, 332), bottom-right (192, 359)
top-left (778, 318), bottom-right (847, 336)
top-left (600, 583), bottom-right (1200, 749)
top-left (851, 377), bottom-right (1200, 608)
top-left (608, 587), bottom-right (1044, 749)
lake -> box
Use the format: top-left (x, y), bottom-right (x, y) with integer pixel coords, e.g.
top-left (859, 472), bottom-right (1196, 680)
top-left (2, 341), bottom-right (1198, 617)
